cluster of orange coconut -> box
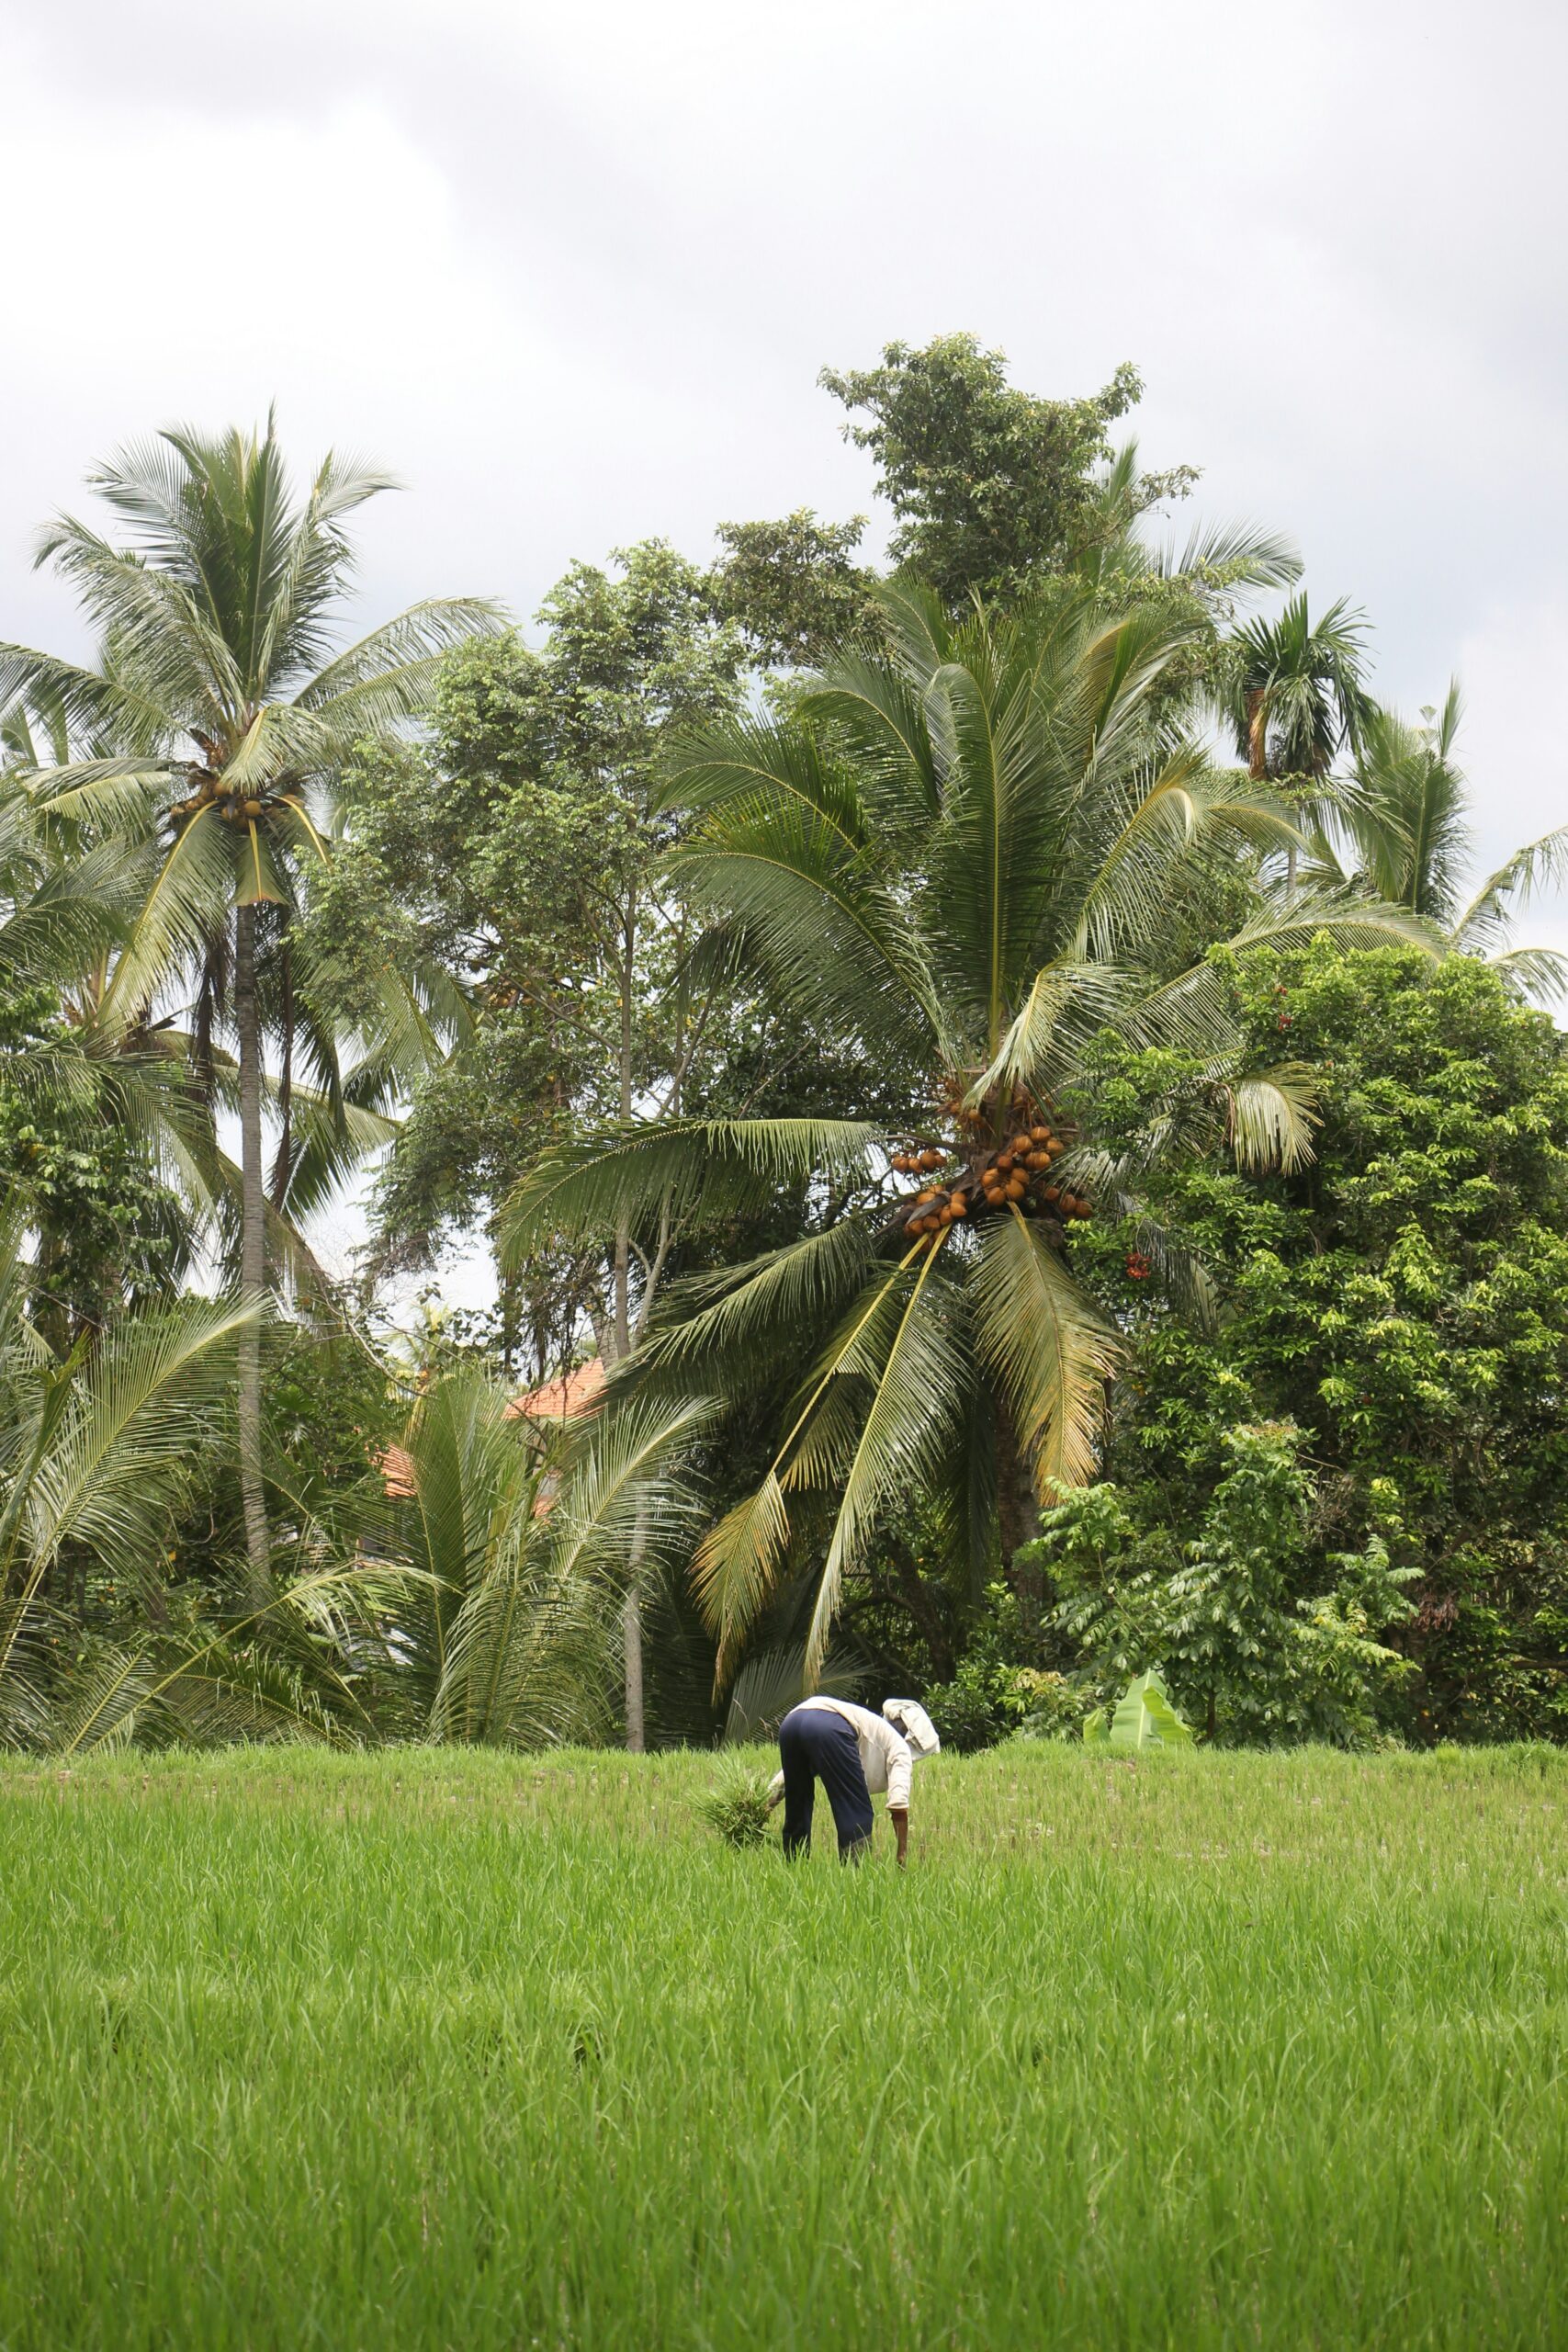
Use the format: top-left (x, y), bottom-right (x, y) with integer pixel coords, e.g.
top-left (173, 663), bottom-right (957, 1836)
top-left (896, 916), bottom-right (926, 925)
top-left (890, 1088), bottom-right (1094, 1249)
top-left (169, 774), bottom-right (267, 827)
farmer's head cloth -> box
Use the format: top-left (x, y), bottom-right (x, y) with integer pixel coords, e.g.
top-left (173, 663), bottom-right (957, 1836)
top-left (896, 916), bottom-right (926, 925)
top-left (882, 1699), bottom-right (941, 1757)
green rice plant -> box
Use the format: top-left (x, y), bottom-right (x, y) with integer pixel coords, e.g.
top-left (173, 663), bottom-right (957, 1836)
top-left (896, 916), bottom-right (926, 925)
top-left (694, 1753), bottom-right (774, 1846)
top-left (1, 1742), bottom-right (1563, 2350)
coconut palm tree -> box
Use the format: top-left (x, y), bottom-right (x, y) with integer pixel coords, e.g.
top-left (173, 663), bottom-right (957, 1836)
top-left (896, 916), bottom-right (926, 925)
top-left (0, 738), bottom-right (232, 1345)
top-left (1066, 438), bottom-right (1303, 613)
top-left (1320, 685), bottom-right (1568, 999)
top-left (0, 419), bottom-right (502, 1588)
top-left (502, 580), bottom-right (1424, 1687)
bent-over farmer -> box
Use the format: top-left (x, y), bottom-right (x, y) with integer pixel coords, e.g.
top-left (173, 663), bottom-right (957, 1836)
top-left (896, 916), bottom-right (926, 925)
top-left (767, 1698), bottom-right (941, 1865)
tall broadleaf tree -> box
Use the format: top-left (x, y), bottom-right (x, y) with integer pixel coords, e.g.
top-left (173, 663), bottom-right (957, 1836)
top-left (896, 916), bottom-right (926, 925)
top-left (503, 579), bottom-right (1427, 1687)
top-left (0, 419), bottom-right (502, 1588)
top-left (321, 546), bottom-right (745, 1743)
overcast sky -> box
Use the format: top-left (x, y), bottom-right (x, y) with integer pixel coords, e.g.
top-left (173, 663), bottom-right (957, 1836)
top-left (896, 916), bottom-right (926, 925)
top-left (4, 0), bottom-right (1565, 1295)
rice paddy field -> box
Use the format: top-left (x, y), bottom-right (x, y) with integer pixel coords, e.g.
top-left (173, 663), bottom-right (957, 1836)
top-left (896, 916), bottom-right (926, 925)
top-left (1, 1744), bottom-right (1564, 2351)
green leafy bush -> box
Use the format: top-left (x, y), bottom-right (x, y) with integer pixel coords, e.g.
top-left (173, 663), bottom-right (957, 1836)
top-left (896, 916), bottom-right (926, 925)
top-left (1032, 1423), bottom-right (1416, 1746)
top-left (920, 1583), bottom-right (1073, 1751)
top-left (1063, 944), bottom-right (1568, 1741)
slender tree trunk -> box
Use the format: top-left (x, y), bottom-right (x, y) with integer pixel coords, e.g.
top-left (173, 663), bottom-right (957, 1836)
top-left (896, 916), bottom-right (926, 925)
top-left (1246, 690), bottom-right (1268, 783)
top-left (499, 1264), bottom-right (518, 1383)
top-left (233, 903), bottom-right (270, 1597)
top-left (623, 1504), bottom-right (648, 1756)
top-left (614, 896), bottom-right (643, 1747)
top-left (613, 897), bottom-right (637, 1360)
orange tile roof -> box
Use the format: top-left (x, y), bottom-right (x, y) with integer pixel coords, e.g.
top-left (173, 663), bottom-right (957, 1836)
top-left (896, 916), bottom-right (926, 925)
top-left (504, 1357), bottom-right (606, 1421)
top-left (378, 1359), bottom-right (604, 1498)
top-left (378, 1443), bottom-right (417, 1499)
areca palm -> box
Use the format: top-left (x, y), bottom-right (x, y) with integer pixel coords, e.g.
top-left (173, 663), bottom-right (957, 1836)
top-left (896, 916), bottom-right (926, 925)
top-left (1322, 686), bottom-right (1568, 999)
top-left (503, 580), bottom-right (1425, 1687)
top-left (1220, 593), bottom-right (1373, 785)
top-left (0, 419), bottom-right (502, 1585)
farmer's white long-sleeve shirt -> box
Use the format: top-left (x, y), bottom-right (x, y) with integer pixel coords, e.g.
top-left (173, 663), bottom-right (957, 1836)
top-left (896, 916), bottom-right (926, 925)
top-left (769, 1699), bottom-right (915, 1810)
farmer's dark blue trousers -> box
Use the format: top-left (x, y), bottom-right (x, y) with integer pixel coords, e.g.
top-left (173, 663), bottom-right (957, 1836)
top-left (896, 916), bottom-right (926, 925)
top-left (778, 1705), bottom-right (874, 1860)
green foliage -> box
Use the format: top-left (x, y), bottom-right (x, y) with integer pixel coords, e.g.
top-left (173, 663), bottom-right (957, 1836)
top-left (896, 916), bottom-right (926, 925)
top-left (525, 578), bottom-right (1413, 1689)
top-left (331, 1373), bottom-right (713, 1748)
top-left (0, 1222), bottom-right (254, 1748)
top-left (820, 333), bottom-right (1191, 605)
top-left (708, 510), bottom-right (876, 671)
top-left (3, 373), bottom-right (1563, 1764)
top-left (1321, 686), bottom-right (1568, 999)
top-left (262, 1321), bottom-right (402, 1498)
top-left (0, 982), bottom-right (188, 1335)
top-left (1040, 1422), bottom-right (1416, 1747)
top-left (1217, 592), bottom-right (1372, 782)
top-left (336, 545), bottom-right (750, 1355)
top-left (1075, 944), bottom-right (1568, 1740)
top-left (1083, 1667), bottom-right (1192, 1750)
top-left (694, 1755), bottom-right (773, 1847)
top-left (3, 1746), bottom-right (1564, 2346)
top-left (919, 1579), bottom-right (1071, 1751)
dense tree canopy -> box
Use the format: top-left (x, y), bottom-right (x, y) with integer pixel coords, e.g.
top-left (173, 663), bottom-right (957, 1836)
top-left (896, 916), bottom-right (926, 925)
top-left (0, 345), bottom-right (1563, 1757)
top-left (503, 579), bottom-right (1419, 1689)
top-left (1056, 944), bottom-right (1568, 1741)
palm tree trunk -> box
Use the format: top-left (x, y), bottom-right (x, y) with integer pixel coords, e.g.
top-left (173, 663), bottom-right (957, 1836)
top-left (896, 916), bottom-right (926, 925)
top-left (1246, 690), bottom-right (1268, 782)
top-left (233, 903), bottom-right (270, 1596)
top-left (614, 897), bottom-right (644, 1748)
top-left (623, 1532), bottom-right (646, 1755)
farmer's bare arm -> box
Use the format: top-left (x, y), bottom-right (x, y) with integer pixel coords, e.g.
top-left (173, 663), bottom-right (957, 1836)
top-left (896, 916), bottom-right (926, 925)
top-left (889, 1806), bottom-right (908, 1866)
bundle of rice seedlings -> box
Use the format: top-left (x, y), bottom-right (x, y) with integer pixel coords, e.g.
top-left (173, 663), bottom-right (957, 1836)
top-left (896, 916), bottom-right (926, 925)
top-left (696, 1760), bottom-right (774, 1849)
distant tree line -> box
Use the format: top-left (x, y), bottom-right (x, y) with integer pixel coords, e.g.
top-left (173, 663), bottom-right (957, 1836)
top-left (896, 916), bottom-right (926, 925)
top-left (1, 334), bottom-right (1564, 1753)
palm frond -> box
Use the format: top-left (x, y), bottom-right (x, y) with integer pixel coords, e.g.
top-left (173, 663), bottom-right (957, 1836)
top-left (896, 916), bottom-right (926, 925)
top-left (971, 1212), bottom-right (1122, 1498)
top-left (21, 1295), bottom-right (253, 1582)
top-left (1226, 1064), bottom-right (1319, 1172)
top-left (802, 1237), bottom-right (969, 1682)
top-left (499, 1117), bottom-right (880, 1265)
top-left (1453, 824), bottom-right (1568, 954)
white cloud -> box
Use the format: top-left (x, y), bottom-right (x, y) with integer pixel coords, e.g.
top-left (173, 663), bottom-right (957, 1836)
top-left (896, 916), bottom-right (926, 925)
top-left (1455, 599), bottom-right (1568, 962)
top-left (4, 0), bottom-right (1564, 1291)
